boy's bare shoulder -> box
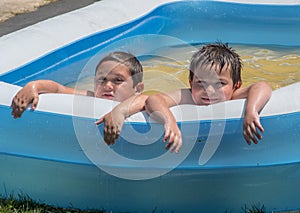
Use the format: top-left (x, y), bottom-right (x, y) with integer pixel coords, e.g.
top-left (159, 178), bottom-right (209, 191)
top-left (232, 86), bottom-right (250, 100)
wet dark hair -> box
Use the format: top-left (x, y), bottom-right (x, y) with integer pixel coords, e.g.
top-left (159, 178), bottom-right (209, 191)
top-left (189, 42), bottom-right (242, 86)
top-left (95, 51), bottom-right (143, 87)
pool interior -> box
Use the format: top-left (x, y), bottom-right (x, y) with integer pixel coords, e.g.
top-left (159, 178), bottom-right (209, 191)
top-left (0, 1), bottom-right (299, 90)
top-left (67, 43), bottom-right (300, 94)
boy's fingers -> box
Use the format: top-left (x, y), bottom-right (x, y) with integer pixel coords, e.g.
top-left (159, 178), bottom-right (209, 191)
top-left (31, 96), bottom-right (39, 110)
top-left (11, 100), bottom-right (21, 118)
top-left (244, 135), bottom-right (251, 145)
top-left (248, 125), bottom-right (258, 144)
top-left (95, 117), bottom-right (104, 125)
top-left (16, 106), bottom-right (26, 118)
top-left (115, 129), bottom-right (121, 140)
top-left (104, 126), bottom-right (114, 145)
top-left (243, 127), bottom-right (252, 145)
top-left (254, 120), bottom-right (264, 133)
top-left (11, 96), bottom-right (38, 119)
top-left (163, 129), bottom-right (171, 142)
top-left (253, 130), bottom-right (262, 141)
top-left (249, 122), bottom-right (263, 142)
top-left (175, 138), bottom-right (182, 153)
top-left (103, 125), bottom-right (120, 146)
top-left (165, 134), bottom-right (173, 150)
top-left (251, 135), bottom-right (258, 144)
top-left (11, 108), bottom-right (18, 118)
top-left (244, 124), bottom-right (262, 145)
top-left (248, 125), bottom-right (258, 143)
top-left (171, 136), bottom-right (182, 153)
top-left (168, 132), bottom-right (176, 152)
top-left (104, 133), bottom-right (112, 145)
top-left (165, 142), bottom-right (172, 151)
top-left (165, 130), bottom-right (177, 151)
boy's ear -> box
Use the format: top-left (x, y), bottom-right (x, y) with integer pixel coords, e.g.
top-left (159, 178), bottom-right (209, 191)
top-left (234, 81), bottom-right (242, 90)
top-left (135, 82), bottom-right (144, 93)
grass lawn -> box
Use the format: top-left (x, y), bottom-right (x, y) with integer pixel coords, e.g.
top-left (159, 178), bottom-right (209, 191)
top-left (0, 194), bottom-right (106, 213)
top-left (1, 194), bottom-right (299, 213)
top-left (0, 194), bottom-right (269, 213)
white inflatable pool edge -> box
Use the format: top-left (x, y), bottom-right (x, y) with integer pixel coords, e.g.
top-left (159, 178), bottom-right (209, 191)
top-left (2, 81), bottom-right (300, 122)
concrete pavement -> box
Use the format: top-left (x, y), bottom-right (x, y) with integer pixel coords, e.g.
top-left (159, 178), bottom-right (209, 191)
top-left (0, 0), bottom-right (98, 36)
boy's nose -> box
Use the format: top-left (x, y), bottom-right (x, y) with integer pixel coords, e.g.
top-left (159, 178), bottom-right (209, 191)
top-left (206, 84), bottom-right (215, 94)
top-left (103, 81), bottom-right (114, 90)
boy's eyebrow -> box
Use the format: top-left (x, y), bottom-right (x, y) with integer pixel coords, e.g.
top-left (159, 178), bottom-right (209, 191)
top-left (97, 73), bottom-right (130, 80)
top-left (114, 73), bottom-right (129, 78)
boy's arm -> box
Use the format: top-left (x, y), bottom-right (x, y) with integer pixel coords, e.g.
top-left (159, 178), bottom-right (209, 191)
top-left (232, 81), bottom-right (272, 144)
top-left (11, 80), bottom-right (87, 118)
top-left (145, 92), bottom-right (182, 153)
top-left (96, 94), bottom-right (148, 145)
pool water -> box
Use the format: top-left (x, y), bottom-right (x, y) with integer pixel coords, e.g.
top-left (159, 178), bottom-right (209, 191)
top-left (68, 43), bottom-right (300, 95)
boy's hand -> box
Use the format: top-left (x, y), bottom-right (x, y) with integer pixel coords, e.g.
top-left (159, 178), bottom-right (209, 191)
top-left (10, 83), bottom-right (39, 118)
top-left (163, 120), bottom-right (182, 153)
top-left (243, 110), bottom-right (264, 145)
top-left (239, 81), bottom-right (271, 145)
top-left (95, 110), bottom-right (125, 145)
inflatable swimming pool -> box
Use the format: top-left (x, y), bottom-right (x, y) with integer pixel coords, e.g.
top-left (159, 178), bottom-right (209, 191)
top-left (0, 0), bottom-right (300, 212)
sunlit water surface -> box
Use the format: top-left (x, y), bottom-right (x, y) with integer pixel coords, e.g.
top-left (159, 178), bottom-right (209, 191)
top-left (69, 44), bottom-right (300, 95)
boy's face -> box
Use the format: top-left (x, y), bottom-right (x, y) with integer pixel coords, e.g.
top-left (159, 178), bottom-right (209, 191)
top-left (94, 61), bottom-right (137, 102)
top-left (189, 64), bottom-right (240, 105)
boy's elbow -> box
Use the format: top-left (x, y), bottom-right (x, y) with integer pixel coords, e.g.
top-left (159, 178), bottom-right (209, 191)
top-left (256, 81), bottom-right (272, 101)
top-left (145, 96), bottom-right (152, 114)
top-left (254, 81), bottom-right (272, 92)
top-left (260, 81), bottom-right (272, 93)
top-left (145, 95), bottom-right (156, 108)
top-left (259, 81), bottom-right (271, 88)
top-left (145, 94), bottom-right (163, 113)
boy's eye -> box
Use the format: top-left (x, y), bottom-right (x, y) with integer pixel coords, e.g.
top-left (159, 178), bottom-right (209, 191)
top-left (112, 77), bottom-right (125, 85)
top-left (196, 81), bottom-right (206, 87)
top-left (97, 77), bottom-right (105, 83)
top-left (195, 81), bottom-right (225, 89)
top-left (215, 81), bottom-right (225, 88)
top-left (96, 77), bottom-right (125, 85)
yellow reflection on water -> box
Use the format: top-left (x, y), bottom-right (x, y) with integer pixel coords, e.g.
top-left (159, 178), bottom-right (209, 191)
top-left (237, 45), bottom-right (300, 90)
top-left (69, 44), bottom-right (300, 94)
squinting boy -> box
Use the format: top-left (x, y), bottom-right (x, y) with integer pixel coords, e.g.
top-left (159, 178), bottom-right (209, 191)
top-left (144, 42), bottom-right (272, 153)
top-left (11, 51), bottom-right (145, 126)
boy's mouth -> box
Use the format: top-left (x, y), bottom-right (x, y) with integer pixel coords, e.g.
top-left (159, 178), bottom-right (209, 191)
top-left (201, 97), bottom-right (218, 105)
top-left (102, 93), bottom-right (114, 99)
